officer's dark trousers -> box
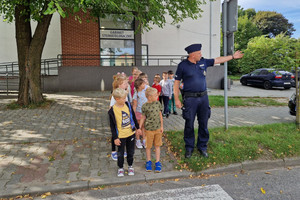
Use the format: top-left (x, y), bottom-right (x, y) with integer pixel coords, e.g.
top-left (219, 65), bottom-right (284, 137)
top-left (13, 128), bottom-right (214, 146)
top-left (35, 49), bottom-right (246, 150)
top-left (182, 95), bottom-right (211, 151)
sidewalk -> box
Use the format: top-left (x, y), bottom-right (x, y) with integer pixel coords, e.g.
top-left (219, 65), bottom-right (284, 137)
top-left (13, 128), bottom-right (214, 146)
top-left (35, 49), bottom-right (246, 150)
top-left (0, 87), bottom-right (297, 198)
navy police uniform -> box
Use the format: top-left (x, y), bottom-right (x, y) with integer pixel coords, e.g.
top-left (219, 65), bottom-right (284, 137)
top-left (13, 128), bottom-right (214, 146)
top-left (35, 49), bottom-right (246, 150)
top-left (175, 44), bottom-right (214, 154)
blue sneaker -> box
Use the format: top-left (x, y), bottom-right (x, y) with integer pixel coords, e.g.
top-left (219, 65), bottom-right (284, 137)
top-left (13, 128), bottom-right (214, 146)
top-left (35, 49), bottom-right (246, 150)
top-left (155, 161), bottom-right (162, 173)
top-left (111, 152), bottom-right (117, 161)
top-left (146, 161), bottom-right (152, 172)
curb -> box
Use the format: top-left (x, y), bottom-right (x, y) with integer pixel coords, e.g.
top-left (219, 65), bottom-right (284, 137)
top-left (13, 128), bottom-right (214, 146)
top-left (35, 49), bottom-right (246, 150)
top-left (1, 158), bottom-right (300, 199)
top-left (0, 171), bottom-right (191, 199)
top-left (201, 157), bottom-right (300, 175)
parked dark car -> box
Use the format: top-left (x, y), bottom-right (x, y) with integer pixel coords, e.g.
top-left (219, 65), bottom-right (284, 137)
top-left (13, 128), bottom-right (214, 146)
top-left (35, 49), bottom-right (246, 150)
top-left (288, 93), bottom-right (296, 116)
top-left (240, 68), bottom-right (295, 89)
top-left (290, 68), bottom-right (300, 87)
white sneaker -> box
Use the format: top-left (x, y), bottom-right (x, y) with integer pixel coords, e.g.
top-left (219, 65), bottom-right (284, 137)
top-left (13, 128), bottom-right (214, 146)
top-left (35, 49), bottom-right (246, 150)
top-left (111, 151), bottom-right (117, 161)
top-left (128, 166), bottom-right (135, 176)
top-left (136, 140), bottom-right (143, 149)
top-left (142, 140), bottom-right (146, 148)
top-left (117, 168), bottom-right (124, 177)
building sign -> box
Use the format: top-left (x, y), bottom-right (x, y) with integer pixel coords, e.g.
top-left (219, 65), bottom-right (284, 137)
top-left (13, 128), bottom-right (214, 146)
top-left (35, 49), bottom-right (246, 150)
top-left (100, 30), bottom-right (134, 39)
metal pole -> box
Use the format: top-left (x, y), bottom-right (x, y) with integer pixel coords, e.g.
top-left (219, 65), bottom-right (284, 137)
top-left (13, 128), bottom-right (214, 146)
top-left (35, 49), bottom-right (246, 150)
top-left (223, 0), bottom-right (229, 130)
top-left (295, 52), bottom-right (300, 128)
top-left (6, 65), bottom-right (8, 96)
top-left (12, 63), bottom-right (14, 76)
top-left (209, 1), bottom-right (212, 58)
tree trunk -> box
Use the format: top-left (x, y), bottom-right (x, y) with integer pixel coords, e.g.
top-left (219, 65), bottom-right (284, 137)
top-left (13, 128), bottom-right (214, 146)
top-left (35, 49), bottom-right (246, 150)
top-left (15, 3), bottom-right (53, 106)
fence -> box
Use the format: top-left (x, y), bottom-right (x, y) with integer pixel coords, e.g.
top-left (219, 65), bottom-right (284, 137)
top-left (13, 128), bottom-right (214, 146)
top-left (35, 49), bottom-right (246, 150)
top-left (0, 58), bottom-right (59, 95)
top-left (0, 54), bottom-right (186, 94)
top-left (57, 54), bottom-right (186, 67)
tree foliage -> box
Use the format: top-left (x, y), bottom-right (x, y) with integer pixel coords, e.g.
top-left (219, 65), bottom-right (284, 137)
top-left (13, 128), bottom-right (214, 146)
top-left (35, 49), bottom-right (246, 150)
top-left (254, 11), bottom-right (295, 37)
top-left (223, 7), bottom-right (297, 74)
top-left (226, 15), bottom-right (262, 74)
top-left (238, 34), bottom-right (300, 74)
top-left (0, 0), bottom-right (209, 105)
top-left (235, 15), bottom-right (262, 54)
top-left (222, 7), bottom-right (262, 74)
top-left (1, 0), bottom-right (207, 30)
top-left (238, 7), bottom-right (256, 19)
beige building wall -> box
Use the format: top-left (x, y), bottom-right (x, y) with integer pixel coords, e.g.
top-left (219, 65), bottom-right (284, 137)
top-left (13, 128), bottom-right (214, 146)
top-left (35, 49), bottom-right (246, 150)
top-left (142, 0), bottom-right (221, 60)
top-left (0, 13), bottom-right (62, 63)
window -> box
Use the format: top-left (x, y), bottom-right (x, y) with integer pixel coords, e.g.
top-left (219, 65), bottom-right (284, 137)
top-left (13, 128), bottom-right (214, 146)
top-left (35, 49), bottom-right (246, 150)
top-left (142, 45), bottom-right (148, 66)
top-left (251, 70), bottom-right (261, 76)
top-left (100, 14), bottom-right (135, 66)
top-left (99, 15), bottom-right (134, 30)
top-left (259, 70), bottom-right (269, 75)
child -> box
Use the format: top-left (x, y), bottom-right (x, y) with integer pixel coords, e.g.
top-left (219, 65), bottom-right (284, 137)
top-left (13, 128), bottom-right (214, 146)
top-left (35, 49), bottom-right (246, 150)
top-left (130, 70), bottom-right (142, 98)
top-left (140, 87), bottom-right (163, 173)
top-left (138, 72), bottom-right (149, 86)
top-left (108, 88), bottom-right (141, 177)
top-left (132, 78), bottom-right (148, 148)
top-left (154, 74), bottom-right (163, 104)
top-left (152, 76), bottom-right (161, 101)
top-left (160, 72), bottom-right (172, 118)
top-left (128, 67), bottom-right (138, 85)
top-left (109, 75), bottom-right (131, 161)
top-left (168, 70), bottom-right (177, 115)
top-left (110, 75), bottom-right (132, 107)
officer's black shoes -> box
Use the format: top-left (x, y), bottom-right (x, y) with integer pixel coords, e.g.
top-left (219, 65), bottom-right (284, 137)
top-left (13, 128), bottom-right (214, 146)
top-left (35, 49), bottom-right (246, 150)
top-left (185, 150), bottom-right (193, 158)
top-left (198, 149), bottom-right (209, 158)
top-left (173, 112), bottom-right (178, 115)
top-left (166, 114), bottom-right (169, 118)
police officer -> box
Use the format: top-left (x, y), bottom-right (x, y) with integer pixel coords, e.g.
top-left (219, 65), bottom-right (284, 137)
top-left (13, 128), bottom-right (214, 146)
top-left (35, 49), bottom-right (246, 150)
top-left (174, 44), bottom-right (243, 158)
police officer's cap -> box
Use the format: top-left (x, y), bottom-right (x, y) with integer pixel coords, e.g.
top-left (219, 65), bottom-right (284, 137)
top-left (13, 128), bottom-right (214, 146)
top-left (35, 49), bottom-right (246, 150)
top-left (184, 44), bottom-right (202, 54)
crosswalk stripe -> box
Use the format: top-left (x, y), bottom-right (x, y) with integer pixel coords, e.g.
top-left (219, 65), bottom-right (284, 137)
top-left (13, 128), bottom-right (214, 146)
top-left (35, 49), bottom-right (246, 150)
top-left (103, 184), bottom-right (233, 200)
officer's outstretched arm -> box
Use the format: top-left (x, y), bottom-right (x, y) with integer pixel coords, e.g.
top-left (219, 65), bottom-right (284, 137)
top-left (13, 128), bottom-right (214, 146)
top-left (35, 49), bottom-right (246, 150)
top-left (174, 80), bottom-right (182, 109)
top-left (214, 50), bottom-right (244, 64)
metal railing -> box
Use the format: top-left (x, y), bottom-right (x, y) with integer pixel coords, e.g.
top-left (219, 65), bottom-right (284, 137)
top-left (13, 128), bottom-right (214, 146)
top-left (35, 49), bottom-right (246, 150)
top-left (0, 58), bottom-right (59, 95)
top-left (0, 54), bottom-right (185, 94)
top-left (57, 54), bottom-right (186, 67)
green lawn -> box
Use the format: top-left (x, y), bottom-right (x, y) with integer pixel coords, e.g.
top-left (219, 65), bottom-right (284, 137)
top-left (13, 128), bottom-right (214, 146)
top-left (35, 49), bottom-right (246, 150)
top-left (165, 123), bottom-right (300, 172)
top-left (179, 95), bottom-right (287, 107)
top-left (228, 74), bottom-right (242, 80)
top-left (209, 95), bottom-right (287, 107)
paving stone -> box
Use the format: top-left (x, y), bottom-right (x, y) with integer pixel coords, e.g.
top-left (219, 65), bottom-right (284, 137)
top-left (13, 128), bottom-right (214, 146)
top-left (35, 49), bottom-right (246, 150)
top-left (0, 179), bottom-right (9, 190)
top-left (0, 187), bottom-right (25, 199)
top-left (6, 174), bottom-right (23, 185)
top-left (45, 166), bottom-right (57, 181)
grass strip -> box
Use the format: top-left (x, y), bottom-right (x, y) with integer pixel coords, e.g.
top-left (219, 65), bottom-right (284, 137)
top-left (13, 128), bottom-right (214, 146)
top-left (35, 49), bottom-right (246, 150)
top-left (209, 96), bottom-right (286, 107)
top-left (179, 95), bottom-right (286, 107)
top-left (165, 123), bottom-right (300, 172)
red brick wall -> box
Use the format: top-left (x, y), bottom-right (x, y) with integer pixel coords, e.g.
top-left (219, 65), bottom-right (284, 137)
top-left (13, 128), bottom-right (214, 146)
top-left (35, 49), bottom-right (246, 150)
top-left (61, 11), bottom-right (100, 66)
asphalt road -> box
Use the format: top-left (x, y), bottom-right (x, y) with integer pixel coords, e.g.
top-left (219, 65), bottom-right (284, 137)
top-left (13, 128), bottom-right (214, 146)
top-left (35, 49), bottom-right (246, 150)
top-left (209, 80), bottom-right (296, 98)
top-left (34, 166), bottom-right (300, 200)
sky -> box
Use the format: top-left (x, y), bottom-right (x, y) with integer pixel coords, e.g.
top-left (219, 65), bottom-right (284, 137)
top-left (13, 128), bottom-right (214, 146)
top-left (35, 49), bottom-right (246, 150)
top-left (238, 0), bottom-right (300, 38)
